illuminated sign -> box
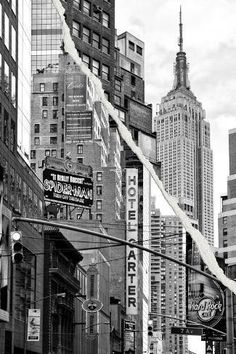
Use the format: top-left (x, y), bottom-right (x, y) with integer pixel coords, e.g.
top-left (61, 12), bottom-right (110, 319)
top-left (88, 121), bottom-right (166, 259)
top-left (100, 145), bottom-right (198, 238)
top-left (189, 296), bottom-right (223, 323)
top-left (65, 111), bottom-right (92, 142)
top-left (126, 169), bottom-right (138, 315)
top-left (43, 168), bottom-right (93, 208)
top-left (187, 274), bottom-right (225, 328)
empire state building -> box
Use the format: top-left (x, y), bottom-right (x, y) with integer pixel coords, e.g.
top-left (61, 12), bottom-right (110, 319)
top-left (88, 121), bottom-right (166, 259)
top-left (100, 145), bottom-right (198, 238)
top-left (154, 9), bottom-right (214, 245)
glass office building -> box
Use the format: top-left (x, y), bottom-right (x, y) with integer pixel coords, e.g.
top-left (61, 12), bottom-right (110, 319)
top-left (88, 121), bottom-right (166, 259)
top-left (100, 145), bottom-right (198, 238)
top-left (31, 0), bottom-right (63, 74)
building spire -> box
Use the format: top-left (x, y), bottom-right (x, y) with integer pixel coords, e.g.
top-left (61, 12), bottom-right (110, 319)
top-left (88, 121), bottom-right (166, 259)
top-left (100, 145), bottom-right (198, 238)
top-left (172, 6), bottom-right (190, 90)
top-left (178, 6), bottom-right (183, 52)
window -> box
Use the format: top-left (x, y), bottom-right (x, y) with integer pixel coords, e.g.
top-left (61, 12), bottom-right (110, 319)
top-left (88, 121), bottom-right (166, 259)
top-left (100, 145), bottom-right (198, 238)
top-left (96, 214), bottom-right (102, 222)
top-left (96, 186), bottom-right (102, 195)
top-left (61, 149), bottom-right (64, 158)
top-left (34, 137), bottom-right (40, 145)
top-left (96, 200), bottom-right (102, 210)
top-left (102, 12), bottom-right (109, 27)
top-left (40, 83), bottom-right (45, 92)
top-left (45, 150), bottom-right (50, 156)
top-left (83, 0), bottom-right (91, 15)
top-left (131, 75), bottom-right (136, 86)
top-left (102, 38), bottom-right (109, 54)
top-left (136, 45), bottom-right (143, 55)
top-left (93, 10), bottom-right (100, 22)
top-left (72, 21), bottom-right (80, 37)
top-left (42, 110), bottom-right (48, 119)
top-left (53, 97), bottom-right (58, 106)
top-left (114, 95), bottom-right (121, 105)
top-left (50, 124), bottom-right (57, 133)
top-left (4, 13), bottom-right (9, 50)
top-left (130, 62), bottom-right (135, 73)
top-left (50, 137), bottom-right (57, 144)
top-left (115, 79), bottom-right (121, 92)
top-left (82, 54), bottom-right (90, 68)
top-left (4, 62), bottom-right (10, 94)
top-left (96, 172), bottom-right (102, 181)
top-left (11, 26), bottom-right (16, 61)
top-left (102, 64), bottom-right (109, 81)
top-left (77, 145), bottom-right (83, 154)
top-left (82, 26), bottom-right (90, 43)
top-left (0, 5), bottom-right (1, 39)
top-left (42, 97), bottom-right (48, 106)
top-left (51, 150), bottom-right (57, 157)
top-left (34, 124), bottom-right (40, 133)
top-left (73, 0), bottom-right (81, 9)
top-left (223, 228), bottom-right (228, 236)
top-left (77, 157), bottom-right (83, 164)
top-left (53, 83), bottom-right (58, 92)
top-left (92, 59), bottom-right (100, 76)
top-left (31, 150), bottom-right (36, 159)
top-left (129, 41), bottom-right (135, 51)
top-left (92, 32), bottom-right (100, 49)
top-left (30, 163), bottom-right (36, 171)
top-left (53, 110), bottom-right (58, 119)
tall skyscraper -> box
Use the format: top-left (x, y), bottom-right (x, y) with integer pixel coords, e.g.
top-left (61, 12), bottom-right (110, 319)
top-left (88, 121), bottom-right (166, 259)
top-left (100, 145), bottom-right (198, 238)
top-left (150, 201), bottom-right (188, 354)
top-left (152, 9), bottom-right (214, 354)
top-left (154, 8), bottom-right (214, 245)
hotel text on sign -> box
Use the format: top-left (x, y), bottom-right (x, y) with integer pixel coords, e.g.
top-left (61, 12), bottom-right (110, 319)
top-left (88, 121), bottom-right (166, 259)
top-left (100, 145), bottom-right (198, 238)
top-left (126, 169), bottom-right (138, 315)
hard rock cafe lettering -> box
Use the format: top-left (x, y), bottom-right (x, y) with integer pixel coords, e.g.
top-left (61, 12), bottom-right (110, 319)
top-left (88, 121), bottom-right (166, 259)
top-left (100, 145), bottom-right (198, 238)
top-left (190, 297), bottom-right (223, 322)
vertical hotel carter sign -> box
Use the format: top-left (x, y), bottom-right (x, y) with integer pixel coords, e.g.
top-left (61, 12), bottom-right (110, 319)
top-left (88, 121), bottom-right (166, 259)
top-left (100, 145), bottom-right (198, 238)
top-left (126, 169), bottom-right (138, 315)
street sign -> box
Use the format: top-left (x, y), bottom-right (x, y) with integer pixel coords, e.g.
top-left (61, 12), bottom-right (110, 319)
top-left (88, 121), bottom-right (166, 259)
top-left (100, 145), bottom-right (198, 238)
top-left (171, 326), bottom-right (203, 335)
top-left (206, 341), bottom-right (213, 354)
top-left (82, 299), bottom-right (103, 312)
top-left (201, 335), bottom-right (226, 342)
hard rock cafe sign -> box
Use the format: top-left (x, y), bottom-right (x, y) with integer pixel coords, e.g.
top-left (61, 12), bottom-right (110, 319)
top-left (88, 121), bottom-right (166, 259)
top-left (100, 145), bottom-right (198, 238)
top-left (187, 274), bottom-right (225, 328)
top-left (189, 296), bottom-right (223, 323)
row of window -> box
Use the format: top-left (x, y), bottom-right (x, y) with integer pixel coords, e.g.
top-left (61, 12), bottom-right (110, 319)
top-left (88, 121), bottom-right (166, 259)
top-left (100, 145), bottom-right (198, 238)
top-left (128, 40), bottom-right (143, 56)
top-left (0, 4), bottom-right (16, 61)
top-left (1, 159), bottom-right (43, 217)
top-left (39, 82), bottom-right (59, 92)
top-left (81, 53), bottom-right (110, 80)
top-left (42, 96), bottom-right (59, 106)
top-left (73, 0), bottom-right (111, 28)
top-left (33, 136), bottom-right (59, 145)
top-left (0, 103), bottom-right (16, 151)
top-left (34, 123), bottom-right (58, 134)
top-left (41, 109), bottom-right (59, 119)
top-left (72, 21), bottom-right (110, 55)
top-left (0, 53), bottom-right (16, 107)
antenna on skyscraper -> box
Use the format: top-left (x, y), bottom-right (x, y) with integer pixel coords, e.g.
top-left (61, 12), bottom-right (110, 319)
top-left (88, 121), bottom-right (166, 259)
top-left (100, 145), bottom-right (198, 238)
top-left (178, 6), bottom-right (183, 52)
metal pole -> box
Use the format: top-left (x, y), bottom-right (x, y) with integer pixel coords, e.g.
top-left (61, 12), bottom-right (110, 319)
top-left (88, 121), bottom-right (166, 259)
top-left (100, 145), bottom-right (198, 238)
top-left (13, 217), bottom-right (223, 284)
top-left (226, 266), bottom-right (235, 354)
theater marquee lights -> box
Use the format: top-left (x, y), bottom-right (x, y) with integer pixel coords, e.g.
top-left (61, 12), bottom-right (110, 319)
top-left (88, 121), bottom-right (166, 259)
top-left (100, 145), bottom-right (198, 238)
top-left (43, 168), bottom-right (93, 208)
top-left (126, 168), bottom-right (138, 315)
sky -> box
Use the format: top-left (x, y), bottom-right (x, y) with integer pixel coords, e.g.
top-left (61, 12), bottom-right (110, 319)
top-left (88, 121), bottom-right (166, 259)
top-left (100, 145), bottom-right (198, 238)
top-left (115, 0), bottom-right (236, 353)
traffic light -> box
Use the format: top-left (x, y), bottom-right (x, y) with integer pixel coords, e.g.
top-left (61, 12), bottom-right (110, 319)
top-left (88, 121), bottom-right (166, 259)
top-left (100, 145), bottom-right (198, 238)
top-left (148, 320), bottom-right (153, 336)
top-left (11, 231), bottom-right (23, 263)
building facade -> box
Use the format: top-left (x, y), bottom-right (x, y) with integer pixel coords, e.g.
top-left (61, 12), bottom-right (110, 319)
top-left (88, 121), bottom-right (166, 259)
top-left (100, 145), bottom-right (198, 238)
top-left (218, 128), bottom-right (236, 352)
top-left (31, 0), bottom-right (116, 103)
top-left (152, 10), bottom-right (214, 353)
top-left (153, 11), bottom-right (214, 245)
top-left (0, 2), bottom-right (45, 353)
top-left (150, 201), bottom-right (188, 354)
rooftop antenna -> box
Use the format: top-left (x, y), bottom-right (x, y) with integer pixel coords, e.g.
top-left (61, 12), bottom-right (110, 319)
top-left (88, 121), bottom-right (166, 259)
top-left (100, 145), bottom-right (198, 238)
top-left (178, 6), bottom-right (183, 52)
